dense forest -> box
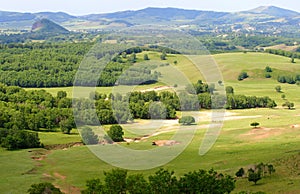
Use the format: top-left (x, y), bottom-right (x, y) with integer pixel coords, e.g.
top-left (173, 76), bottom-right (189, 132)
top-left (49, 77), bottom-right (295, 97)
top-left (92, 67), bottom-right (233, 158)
top-left (0, 43), bottom-right (179, 87)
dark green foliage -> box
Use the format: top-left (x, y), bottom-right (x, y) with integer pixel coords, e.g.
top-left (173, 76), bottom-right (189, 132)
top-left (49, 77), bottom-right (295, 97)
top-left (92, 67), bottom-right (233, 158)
top-left (81, 127), bottom-right (99, 145)
top-left (282, 101), bottom-right (294, 109)
top-left (104, 169), bottom-right (127, 194)
top-left (250, 122), bottom-right (260, 128)
top-left (225, 86), bottom-right (234, 94)
top-left (82, 179), bottom-right (104, 194)
top-left (248, 172), bottom-right (261, 185)
top-left (107, 125), bottom-right (124, 142)
top-left (265, 66), bottom-right (272, 72)
top-left (148, 169), bottom-right (179, 194)
top-left (265, 73), bottom-right (271, 78)
top-left (265, 49), bottom-right (300, 59)
top-left (275, 85), bottom-right (281, 92)
top-left (83, 168), bottom-right (235, 194)
top-left (143, 54), bottom-right (149, 60)
top-left (27, 182), bottom-right (63, 194)
top-left (0, 84), bottom-right (74, 137)
top-left (0, 42), bottom-right (91, 87)
top-left (160, 52), bottom-right (167, 60)
top-left (178, 116), bottom-right (196, 125)
top-left (238, 72), bottom-right (249, 81)
top-left (57, 91), bottom-right (67, 99)
top-left (225, 94), bottom-right (276, 109)
top-left (267, 164), bottom-right (276, 175)
top-left (186, 80), bottom-right (209, 94)
top-left (277, 74), bottom-right (300, 84)
top-left (0, 43), bottom-right (161, 88)
top-left (59, 118), bottom-right (74, 134)
top-left (178, 169), bottom-right (235, 194)
top-left (235, 168), bottom-right (245, 177)
top-left (0, 129), bottom-right (41, 150)
top-left (129, 91), bottom-right (178, 118)
top-left (126, 174), bottom-right (149, 194)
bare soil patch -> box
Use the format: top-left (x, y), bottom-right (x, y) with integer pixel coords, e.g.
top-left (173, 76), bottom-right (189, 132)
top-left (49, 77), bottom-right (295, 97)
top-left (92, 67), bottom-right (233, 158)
top-left (44, 142), bottom-right (83, 150)
top-left (240, 127), bottom-right (282, 140)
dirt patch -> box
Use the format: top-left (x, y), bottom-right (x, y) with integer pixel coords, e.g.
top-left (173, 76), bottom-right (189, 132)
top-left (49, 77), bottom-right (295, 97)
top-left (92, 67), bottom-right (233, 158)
top-left (240, 127), bottom-right (282, 140)
top-left (152, 140), bottom-right (180, 146)
top-left (44, 142), bottom-right (83, 150)
top-left (141, 86), bottom-right (173, 93)
top-left (42, 173), bottom-right (55, 181)
top-left (59, 184), bottom-right (81, 194)
top-left (54, 172), bottom-right (66, 180)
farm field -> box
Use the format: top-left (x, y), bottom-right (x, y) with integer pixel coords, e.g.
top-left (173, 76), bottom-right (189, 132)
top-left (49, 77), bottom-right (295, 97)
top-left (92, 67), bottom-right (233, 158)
top-left (2, 52), bottom-right (300, 193)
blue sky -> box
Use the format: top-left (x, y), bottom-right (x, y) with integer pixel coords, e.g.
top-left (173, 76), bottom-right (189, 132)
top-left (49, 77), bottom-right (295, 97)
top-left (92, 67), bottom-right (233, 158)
top-left (0, 0), bottom-right (299, 15)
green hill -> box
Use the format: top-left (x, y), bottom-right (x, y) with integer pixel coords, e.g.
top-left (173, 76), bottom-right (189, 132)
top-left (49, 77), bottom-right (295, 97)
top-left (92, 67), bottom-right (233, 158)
top-left (31, 18), bottom-right (69, 33)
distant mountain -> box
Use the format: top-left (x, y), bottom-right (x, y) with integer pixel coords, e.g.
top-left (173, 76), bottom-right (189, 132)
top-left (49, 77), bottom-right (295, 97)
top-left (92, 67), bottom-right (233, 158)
top-left (31, 19), bottom-right (69, 33)
top-left (0, 6), bottom-right (299, 35)
top-left (246, 6), bottom-right (299, 18)
top-left (81, 7), bottom-right (228, 23)
top-left (0, 11), bottom-right (35, 22)
top-left (34, 12), bottom-right (76, 23)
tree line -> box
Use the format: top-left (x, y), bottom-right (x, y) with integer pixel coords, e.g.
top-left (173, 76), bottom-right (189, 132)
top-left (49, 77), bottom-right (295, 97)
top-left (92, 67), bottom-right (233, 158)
top-left (265, 48), bottom-right (300, 59)
top-left (81, 168), bottom-right (235, 194)
top-left (0, 82), bottom-right (277, 149)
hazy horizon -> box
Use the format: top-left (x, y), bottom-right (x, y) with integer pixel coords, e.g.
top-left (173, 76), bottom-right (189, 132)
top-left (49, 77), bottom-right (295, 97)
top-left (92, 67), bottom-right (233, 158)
top-left (0, 0), bottom-right (299, 16)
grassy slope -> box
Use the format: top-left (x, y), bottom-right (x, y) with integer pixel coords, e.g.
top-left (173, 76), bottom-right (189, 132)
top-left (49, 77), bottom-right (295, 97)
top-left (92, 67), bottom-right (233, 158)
top-left (3, 52), bottom-right (300, 193)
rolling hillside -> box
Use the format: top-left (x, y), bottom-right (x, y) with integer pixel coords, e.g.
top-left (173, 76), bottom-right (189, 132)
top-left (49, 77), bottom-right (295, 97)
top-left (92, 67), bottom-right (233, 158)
top-left (0, 6), bottom-right (299, 33)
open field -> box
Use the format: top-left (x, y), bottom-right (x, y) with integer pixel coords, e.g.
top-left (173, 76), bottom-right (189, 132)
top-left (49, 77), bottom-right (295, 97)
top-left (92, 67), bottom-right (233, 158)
top-left (3, 52), bottom-right (300, 193)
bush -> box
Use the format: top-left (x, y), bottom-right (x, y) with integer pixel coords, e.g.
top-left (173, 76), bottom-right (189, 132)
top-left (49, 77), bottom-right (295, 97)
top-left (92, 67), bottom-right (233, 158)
top-left (1, 129), bottom-right (41, 150)
top-left (275, 85), bottom-right (281, 92)
top-left (225, 86), bottom-right (234, 94)
top-left (265, 73), bottom-right (271, 78)
top-left (265, 66), bottom-right (272, 72)
top-left (107, 125), bottom-right (124, 142)
top-left (238, 72), bottom-right (249, 81)
top-left (235, 168), bottom-right (245, 177)
top-left (179, 116), bottom-right (196, 125)
top-left (28, 182), bottom-right (63, 194)
top-left (250, 122), bottom-right (260, 128)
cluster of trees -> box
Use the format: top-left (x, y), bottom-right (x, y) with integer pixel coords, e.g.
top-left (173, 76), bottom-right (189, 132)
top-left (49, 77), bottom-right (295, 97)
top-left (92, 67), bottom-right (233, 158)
top-left (225, 94), bottom-right (276, 109)
top-left (265, 49), bottom-right (300, 60)
top-left (235, 163), bottom-right (275, 185)
top-left (264, 66), bottom-right (272, 78)
top-left (0, 128), bottom-right (41, 150)
top-left (82, 168), bottom-right (235, 194)
top-left (0, 84), bottom-right (75, 149)
top-left (0, 42), bottom-right (91, 87)
top-left (277, 74), bottom-right (300, 84)
top-left (27, 182), bottom-right (63, 194)
top-left (74, 91), bottom-right (179, 126)
top-left (0, 43), bottom-right (180, 88)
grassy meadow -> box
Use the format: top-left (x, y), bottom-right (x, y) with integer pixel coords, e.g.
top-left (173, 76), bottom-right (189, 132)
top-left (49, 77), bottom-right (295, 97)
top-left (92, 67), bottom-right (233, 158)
top-left (3, 52), bottom-right (300, 193)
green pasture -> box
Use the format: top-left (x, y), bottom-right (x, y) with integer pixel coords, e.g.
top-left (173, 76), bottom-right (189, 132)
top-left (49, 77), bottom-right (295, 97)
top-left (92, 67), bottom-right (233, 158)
top-left (3, 52), bottom-right (300, 193)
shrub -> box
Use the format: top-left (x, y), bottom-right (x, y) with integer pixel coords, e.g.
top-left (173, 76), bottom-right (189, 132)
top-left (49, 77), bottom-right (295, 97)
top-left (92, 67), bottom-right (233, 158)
top-left (179, 116), bottom-right (196, 125)
top-left (107, 125), bottom-right (124, 142)
top-left (238, 72), bottom-right (249, 81)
